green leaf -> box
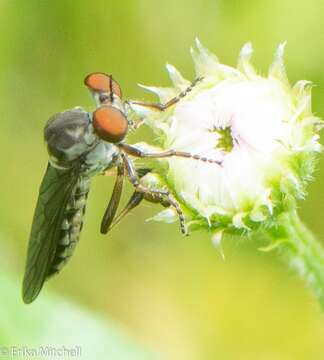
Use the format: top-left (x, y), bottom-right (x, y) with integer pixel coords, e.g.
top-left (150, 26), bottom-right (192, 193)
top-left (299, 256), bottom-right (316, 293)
top-left (0, 273), bottom-right (159, 360)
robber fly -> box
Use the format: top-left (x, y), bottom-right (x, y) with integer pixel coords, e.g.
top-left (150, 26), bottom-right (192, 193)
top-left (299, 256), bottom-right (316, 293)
top-left (22, 72), bottom-right (221, 304)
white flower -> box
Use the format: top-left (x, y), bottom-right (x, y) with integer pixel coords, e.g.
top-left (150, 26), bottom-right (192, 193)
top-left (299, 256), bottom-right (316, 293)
top-left (130, 39), bottom-right (322, 239)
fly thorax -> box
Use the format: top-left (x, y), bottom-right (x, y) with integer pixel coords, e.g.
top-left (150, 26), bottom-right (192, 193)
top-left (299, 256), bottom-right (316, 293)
top-left (44, 107), bottom-right (97, 168)
top-left (83, 142), bottom-right (120, 176)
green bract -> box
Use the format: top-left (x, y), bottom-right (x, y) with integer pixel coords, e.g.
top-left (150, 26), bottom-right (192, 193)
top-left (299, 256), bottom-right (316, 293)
top-left (130, 40), bottom-right (322, 240)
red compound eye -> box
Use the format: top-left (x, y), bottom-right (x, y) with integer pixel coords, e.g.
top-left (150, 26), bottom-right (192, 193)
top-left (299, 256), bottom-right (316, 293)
top-left (93, 106), bottom-right (128, 143)
top-left (84, 72), bottom-right (122, 98)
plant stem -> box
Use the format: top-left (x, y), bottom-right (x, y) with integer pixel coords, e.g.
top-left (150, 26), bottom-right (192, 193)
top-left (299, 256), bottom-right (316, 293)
top-left (266, 210), bottom-right (324, 310)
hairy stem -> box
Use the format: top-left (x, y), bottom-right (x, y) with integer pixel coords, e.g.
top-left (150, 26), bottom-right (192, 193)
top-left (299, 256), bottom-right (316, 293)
top-left (266, 211), bottom-right (324, 310)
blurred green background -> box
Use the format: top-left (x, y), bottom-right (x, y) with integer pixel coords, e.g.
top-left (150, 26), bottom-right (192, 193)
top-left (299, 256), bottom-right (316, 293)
top-left (1, 1), bottom-right (324, 359)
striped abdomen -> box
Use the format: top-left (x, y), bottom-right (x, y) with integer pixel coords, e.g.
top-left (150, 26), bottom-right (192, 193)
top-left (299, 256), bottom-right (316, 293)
top-left (47, 176), bottom-right (91, 278)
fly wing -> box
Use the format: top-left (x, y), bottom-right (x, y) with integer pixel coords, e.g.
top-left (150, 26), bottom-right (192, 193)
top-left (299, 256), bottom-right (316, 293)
top-left (22, 163), bottom-right (79, 304)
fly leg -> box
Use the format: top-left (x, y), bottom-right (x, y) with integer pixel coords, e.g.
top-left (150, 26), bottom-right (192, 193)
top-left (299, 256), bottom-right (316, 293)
top-left (127, 77), bottom-right (203, 111)
top-left (122, 154), bottom-right (188, 235)
top-left (119, 143), bottom-right (222, 166)
top-left (143, 190), bottom-right (187, 235)
top-left (105, 191), bottom-right (144, 232)
top-left (100, 162), bottom-right (125, 234)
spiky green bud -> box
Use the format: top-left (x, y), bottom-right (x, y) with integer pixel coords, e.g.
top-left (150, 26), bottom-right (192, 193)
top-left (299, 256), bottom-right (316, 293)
top-left (130, 39), bottom-right (322, 244)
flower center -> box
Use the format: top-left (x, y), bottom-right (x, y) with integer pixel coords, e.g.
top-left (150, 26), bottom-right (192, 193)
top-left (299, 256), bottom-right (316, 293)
top-left (210, 125), bottom-right (234, 152)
